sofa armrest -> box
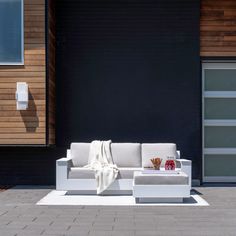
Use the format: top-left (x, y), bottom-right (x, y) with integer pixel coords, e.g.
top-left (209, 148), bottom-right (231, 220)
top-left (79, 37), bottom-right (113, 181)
top-left (56, 157), bottom-right (72, 190)
top-left (57, 157), bottom-right (73, 168)
top-left (176, 159), bottom-right (192, 188)
top-left (176, 159), bottom-right (191, 166)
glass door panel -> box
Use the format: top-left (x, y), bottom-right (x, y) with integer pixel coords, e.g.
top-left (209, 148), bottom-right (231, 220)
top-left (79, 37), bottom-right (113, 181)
top-left (205, 69), bottom-right (236, 91)
top-left (205, 98), bottom-right (236, 119)
top-left (205, 126), bottom-right (236, 148)
top-left (204, 155), bottom-right (236, 177)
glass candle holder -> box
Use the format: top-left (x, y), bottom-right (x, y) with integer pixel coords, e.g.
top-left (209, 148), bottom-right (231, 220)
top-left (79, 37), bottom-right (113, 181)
top-left (165, 157), bottom-right (176, 170)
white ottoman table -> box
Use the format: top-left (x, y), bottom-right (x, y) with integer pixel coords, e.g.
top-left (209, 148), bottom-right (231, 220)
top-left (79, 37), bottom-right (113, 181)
top-left (133, 170), bottom-right (191, 203)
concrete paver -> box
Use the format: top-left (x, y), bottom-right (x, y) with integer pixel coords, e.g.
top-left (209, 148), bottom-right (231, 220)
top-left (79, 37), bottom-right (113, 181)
top-left (0, 185), bottom-right (236, 236)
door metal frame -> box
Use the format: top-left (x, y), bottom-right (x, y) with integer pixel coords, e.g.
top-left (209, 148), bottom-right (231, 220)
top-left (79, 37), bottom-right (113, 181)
top-left (202, 62), bottom-right (236, 182)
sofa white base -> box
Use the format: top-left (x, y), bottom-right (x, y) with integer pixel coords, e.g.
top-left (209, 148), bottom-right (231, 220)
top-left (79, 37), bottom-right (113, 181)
top-left (133, 185), bottom-right (190, 202)
top-left (57, 178), bottom-right (133, 193)
top-left (137, 197), bottom-right (183, 203)
top-left (66, 190), bottom-right (132, 195)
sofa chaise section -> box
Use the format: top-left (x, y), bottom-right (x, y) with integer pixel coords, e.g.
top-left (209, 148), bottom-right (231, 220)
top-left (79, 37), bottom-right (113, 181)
top-left (141, 143), bottom-right (192, 187)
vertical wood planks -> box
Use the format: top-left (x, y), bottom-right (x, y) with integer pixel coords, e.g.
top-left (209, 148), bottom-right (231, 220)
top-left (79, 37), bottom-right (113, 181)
top-left (0, 0), bottom-right (46, 145)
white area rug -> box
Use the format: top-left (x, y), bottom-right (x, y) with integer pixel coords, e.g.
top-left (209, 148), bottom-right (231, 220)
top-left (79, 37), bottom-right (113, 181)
top-left (37, 190), bottom-right (209, 206)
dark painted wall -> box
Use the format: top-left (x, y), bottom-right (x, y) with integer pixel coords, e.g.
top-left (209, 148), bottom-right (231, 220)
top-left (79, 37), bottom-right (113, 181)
top-left (56, 0), bottom-right (201, 178)
top-left (0, 0), bottom-right (201, 185)
top-left (0, 147), bottom-right (65, 185)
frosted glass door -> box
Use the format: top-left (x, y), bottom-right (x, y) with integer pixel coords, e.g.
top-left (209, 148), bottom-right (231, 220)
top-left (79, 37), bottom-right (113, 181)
top-left (203, 63), bottom-right (236, 182)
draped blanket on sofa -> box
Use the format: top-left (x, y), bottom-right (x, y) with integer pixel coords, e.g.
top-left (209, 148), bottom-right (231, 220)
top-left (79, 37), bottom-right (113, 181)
top-left (84, 140), bottom-right (119, 194)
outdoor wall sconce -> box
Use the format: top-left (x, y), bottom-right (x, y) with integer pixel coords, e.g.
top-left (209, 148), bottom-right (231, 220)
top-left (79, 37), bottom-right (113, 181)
top-left (16, 82), bottom-right (28, 110)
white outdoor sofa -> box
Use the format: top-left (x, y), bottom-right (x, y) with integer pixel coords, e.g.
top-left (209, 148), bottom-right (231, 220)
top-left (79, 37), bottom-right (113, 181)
top-left (56, 143), bottom-right (192, 195)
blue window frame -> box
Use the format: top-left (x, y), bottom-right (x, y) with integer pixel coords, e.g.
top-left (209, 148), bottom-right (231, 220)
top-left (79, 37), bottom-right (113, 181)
top-left (0, 0), bottom-right (24, 65)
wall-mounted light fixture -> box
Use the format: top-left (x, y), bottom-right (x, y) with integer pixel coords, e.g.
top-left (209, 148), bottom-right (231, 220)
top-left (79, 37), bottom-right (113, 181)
top-left (16, 82), bottom-right (28, 110)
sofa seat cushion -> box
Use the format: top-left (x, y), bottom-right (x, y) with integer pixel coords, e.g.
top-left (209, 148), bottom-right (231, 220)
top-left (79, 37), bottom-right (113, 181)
top-left (117, 168), bottom-right (143, 179)
top-left (134, 172), bottom-right (188, 185)
top-left (68, 167), bottom-right (143, 179)
top-left (111, 143), bottom-right (141, 167)
top-left (142, 143), bottom-right (177, 168)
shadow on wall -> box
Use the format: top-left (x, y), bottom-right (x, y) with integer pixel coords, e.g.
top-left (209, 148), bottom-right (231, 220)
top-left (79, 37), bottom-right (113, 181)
top-left (20, 89), bottom-right (39, 133)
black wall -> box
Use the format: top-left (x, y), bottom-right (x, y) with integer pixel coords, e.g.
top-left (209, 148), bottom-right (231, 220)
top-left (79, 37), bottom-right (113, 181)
top-left (0, 0), bottom-right (201, 185)
top-left (56, 0), bottom-right (201, 178)
top-left (0, 147), bottom-right (65, 185)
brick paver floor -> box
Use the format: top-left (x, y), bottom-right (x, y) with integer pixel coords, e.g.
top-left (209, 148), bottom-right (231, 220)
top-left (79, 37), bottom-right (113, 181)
top-left (0, 185), bottom-right (236, 236)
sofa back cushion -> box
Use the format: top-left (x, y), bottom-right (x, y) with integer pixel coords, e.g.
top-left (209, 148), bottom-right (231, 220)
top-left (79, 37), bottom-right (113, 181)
top-left (142, 143), bottom-right (177, 168)
top-left (71, 143), bottom-right (90, 167)
top-left (111, 143), bottom-right (141, 167)
top-left (71, 142), bottom-right (142, 167)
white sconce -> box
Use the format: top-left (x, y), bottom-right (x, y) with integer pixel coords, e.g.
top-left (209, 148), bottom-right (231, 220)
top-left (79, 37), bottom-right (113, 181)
top-left (16, 82), bottom-right (28, 110)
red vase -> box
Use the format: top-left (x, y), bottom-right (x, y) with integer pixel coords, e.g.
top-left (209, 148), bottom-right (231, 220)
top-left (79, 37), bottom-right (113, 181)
top-left (165, 159), bottom-right (175, 170)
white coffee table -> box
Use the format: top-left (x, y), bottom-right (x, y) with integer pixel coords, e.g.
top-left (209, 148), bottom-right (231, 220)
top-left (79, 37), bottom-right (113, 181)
top-left (133, 170), bottom-right (191, 203)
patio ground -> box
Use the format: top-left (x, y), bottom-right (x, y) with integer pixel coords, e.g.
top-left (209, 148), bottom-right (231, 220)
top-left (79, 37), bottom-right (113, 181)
top-left (0, 185), bottom-right (235, 236)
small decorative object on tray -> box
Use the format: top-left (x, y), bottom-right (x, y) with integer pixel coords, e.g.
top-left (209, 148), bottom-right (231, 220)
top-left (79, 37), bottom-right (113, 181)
top-left (150, 157), bottom-right (162, 170)
top-left (165, 157), bottom-right (176, 170)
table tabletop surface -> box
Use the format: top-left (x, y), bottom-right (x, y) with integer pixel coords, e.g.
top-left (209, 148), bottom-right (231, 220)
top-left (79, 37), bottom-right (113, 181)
top-left (134, 169), bottom-right (187, 177)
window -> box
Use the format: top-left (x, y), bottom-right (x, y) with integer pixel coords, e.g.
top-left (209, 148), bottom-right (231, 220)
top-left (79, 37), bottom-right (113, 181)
top-left (0, 0), bottom-right (24, 65)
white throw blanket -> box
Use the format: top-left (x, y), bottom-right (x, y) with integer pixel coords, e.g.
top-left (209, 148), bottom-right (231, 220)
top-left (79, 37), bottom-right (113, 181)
top-left (85, 140), bottom-right (119, 194)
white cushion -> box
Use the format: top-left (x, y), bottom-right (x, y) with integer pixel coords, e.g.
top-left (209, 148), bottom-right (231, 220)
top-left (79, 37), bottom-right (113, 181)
top-left (68, 167), bottom-right (143, 179)
top-left (141, 143), bottom-right (177, 168)
top-left (134, 172), bottom-right (188, 185)
top-left (111, 143), bottom-right (141, 167)
top-left (71, 143), bottom-right (90, 167)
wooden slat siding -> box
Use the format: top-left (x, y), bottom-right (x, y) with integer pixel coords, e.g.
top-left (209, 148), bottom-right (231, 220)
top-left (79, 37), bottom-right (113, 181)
top-left (201, 0), bottom-right (236, 56)
top-left (48, 0), bottom-right (56, 145)
top-left (0, 0), bottom-right (46, 145)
